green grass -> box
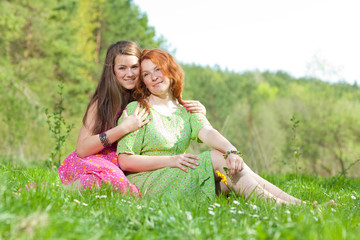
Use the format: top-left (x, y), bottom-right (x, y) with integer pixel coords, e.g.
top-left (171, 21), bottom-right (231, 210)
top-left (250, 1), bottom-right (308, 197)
top-left (1, 162), bottom-right (359, 240)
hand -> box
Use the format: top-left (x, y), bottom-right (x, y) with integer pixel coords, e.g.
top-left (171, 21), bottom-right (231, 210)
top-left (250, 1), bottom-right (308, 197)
top-left (122, 103), bottom-right (151, 133)
top-left (170, 154), bottom-right (200, 172)
top-left (182, 100), bottom-right (207, 115)
top-left (225, 153), bottom-right (244, 175)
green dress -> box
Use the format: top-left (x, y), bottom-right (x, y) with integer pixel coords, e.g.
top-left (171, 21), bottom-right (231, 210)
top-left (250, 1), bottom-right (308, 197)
top-left (117, 101), bottom-right (215, 200)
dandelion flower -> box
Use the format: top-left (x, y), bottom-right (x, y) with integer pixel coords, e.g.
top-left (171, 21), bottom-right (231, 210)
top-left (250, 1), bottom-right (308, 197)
top-left (215, 170), bottom-right (228, 185)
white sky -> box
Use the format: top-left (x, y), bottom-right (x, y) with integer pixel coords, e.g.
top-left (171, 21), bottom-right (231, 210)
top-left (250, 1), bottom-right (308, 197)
top-left (133, 0), bottom-right (360, 84)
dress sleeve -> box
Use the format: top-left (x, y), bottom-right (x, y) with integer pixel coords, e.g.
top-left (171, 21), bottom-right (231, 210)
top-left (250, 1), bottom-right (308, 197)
top-left (190, 112), bottom-right (211, 142)
top-left (116, 101), bottom-right (145, 155)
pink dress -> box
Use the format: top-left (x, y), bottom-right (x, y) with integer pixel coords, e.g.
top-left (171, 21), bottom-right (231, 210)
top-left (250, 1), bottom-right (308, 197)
top-left (58, 145), bottom-right (140, 195)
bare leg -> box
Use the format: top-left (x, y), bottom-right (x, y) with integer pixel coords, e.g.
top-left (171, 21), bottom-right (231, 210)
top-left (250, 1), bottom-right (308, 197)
top-left (243, 163), bottom-right (304, 204)
top-left (210, 150), bottom-right (297, 205)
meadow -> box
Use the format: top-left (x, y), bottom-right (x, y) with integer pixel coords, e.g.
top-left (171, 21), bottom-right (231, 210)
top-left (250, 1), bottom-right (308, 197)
top-left (1, 162), bottom-right (359, 240)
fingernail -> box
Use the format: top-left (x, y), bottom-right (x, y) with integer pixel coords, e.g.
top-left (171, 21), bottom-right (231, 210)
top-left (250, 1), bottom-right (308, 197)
top-left (185, 107), bottom-right (188, 110)
top-left (147, 111), bottom-right (150, 114)
top-left (149, 118), bottom-right (151, 120)
top-left (183, 104), bottom-right (187, 107)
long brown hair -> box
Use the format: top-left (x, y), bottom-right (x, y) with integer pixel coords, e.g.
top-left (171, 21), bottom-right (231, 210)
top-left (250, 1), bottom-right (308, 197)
top-left (83, 40), bottom-right (141, 134)
top-left (133, 49), bottom-right (184, 106)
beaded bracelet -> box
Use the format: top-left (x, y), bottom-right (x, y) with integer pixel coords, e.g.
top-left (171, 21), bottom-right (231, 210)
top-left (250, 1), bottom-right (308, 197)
top-left (223, 150), bottom-right (242, 159)
top-left (99, 132), bottom-right (111, 148)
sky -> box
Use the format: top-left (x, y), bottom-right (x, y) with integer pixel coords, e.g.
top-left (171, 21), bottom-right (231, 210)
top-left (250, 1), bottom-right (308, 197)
top-left (133, 0), bottom-right (360, 84)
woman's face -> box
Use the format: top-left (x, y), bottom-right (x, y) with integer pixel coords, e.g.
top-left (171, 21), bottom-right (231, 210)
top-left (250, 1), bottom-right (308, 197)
top-left (141, 59), bottom-right (171, 97)
top-left (114, 54), bottom-right (140, 90)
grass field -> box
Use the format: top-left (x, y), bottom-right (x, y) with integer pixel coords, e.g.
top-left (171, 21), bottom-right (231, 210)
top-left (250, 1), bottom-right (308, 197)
top-left (1, 162), bottom-right (359, 240)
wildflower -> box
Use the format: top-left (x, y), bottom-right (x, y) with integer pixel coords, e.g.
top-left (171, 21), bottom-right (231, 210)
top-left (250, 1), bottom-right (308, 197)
top-left (351, 195), bottom-right (356, 200)
top-left (313, 216), bottom-right (318, 222)
top-left (231, 218), bottom-right (236, 223)
top-left (95, 195), bottom-right (107, 199)
top-left (331, 208), bottom-right (336, 212)
top-left (237, 210), bottom-right (244, 214)
top-left (169, 216), bottom-right (175, 221)
top-left (137, 205), bottom-right (142, 209)
top-left (215, 170), bottom-right (227, 185)
top-left (233, 200), bottom-right (240, 205)
top-left (82, 203), bottom-right (88, 206)
top-left (250, 204), bottom-right (259, 211)
top-left (185, 211), bottom-right (193, 221)
top-left (214, 203), bottom-right (221, 207)
top-left (285, 210), bottom-right (291, 214)
top-left (251, 214), bottom-right (259, 218)
top-left (230, 210), bottom-right (236, 214)
top-left (74, 199), bottom-right (81, 204)
top-left (208, 210), bottom-right (215, 216)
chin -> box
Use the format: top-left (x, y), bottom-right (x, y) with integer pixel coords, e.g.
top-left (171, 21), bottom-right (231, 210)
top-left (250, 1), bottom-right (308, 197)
top-left (122, 83), bottom-right (136, 90)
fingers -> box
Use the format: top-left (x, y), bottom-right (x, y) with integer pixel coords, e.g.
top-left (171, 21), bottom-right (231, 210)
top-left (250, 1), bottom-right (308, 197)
top-left (140, 118), bottom-right (151, 127)
top-left (176, 154), bottom-right (200, 172)
top-left (134, 102), bottom-right (141, 115)
top-left (122, 109), bottom-right (128, 118)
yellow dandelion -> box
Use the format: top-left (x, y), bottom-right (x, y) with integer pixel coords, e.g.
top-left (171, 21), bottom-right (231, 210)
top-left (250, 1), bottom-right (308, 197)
top-left (215, 170), bottom-right (228, 185)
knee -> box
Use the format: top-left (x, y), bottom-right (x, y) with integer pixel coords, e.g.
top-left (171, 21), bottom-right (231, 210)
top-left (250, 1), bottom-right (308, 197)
top-left (210, 150), bottom-right (226, 169)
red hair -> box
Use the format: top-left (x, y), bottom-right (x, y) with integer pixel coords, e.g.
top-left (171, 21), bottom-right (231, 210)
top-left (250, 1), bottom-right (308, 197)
top-left (133, 49), bottom-right (184, 107)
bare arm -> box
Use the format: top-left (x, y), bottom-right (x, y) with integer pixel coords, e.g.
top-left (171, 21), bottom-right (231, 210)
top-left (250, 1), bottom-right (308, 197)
top-left (76, 103), bottom-right (150, 158)
top-left (198, 125), bottom-right (244, 174)
top-left (118, 153), bottom-right (200, 173)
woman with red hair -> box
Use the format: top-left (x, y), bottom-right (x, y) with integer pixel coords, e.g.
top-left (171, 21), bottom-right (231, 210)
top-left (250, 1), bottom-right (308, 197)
top-left (58, 42), bottom-right (207, 194)
top-left (116, 49), bottom-right (306, 204)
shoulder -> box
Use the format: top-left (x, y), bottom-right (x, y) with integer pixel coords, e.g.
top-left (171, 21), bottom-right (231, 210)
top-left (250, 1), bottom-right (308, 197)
top-left (124, 101), bottom-right (140, 113)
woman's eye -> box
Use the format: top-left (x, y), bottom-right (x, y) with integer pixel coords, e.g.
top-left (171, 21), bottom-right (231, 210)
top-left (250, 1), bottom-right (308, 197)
top-left (132, 65), bottom-right (138, 69)
top-left (155, 68), bottom-right (160, 72)
top-left (119, 67), bottom-right (125, 70)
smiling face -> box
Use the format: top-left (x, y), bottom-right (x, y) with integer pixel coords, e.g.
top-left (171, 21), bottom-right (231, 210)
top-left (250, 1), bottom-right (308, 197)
top-left (141, 59), bottom-right (171, 97)
top-left (114, 54), bottom-right (140, 90)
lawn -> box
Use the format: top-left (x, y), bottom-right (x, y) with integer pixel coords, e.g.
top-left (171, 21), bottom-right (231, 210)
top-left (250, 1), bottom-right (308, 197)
top-left (1, 162), bottom-right (359, 239)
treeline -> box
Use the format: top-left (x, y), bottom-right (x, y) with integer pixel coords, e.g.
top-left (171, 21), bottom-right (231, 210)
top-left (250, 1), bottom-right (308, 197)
top-left (1, 0), bottom-right (359, 177)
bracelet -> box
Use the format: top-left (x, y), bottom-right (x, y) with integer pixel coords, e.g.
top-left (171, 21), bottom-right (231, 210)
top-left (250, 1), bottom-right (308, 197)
top-left (223, 150), bottom-right (242, 159)
top-left (99, 132), bottom-right (111, 148)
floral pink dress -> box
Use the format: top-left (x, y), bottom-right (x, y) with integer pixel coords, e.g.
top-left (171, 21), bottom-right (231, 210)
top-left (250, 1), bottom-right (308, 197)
top-left (58, 145), bottom-right (140, 195)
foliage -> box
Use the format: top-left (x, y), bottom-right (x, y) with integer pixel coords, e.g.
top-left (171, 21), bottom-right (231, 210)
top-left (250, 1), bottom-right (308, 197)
top-left (1, 0), bottom-right (360, 177)
top-left (44, 79), bottom-right (74, 168)
top-left (1, 162), bottom-right (359, 239)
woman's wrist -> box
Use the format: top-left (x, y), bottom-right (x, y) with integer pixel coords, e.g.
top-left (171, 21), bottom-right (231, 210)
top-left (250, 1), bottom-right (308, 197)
top-left (223, 150), bottom-right (242, 159)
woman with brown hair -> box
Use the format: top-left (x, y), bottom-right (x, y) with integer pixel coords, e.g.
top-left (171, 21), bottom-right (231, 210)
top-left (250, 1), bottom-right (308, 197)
top-left (58, 41), bottom-right (206, 194)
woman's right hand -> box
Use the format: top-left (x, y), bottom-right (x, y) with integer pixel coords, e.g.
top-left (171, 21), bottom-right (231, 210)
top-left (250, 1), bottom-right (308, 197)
top-left (121, 103), bottom-right (151, 133)
top-left (170, 154), bottom-right (200, 172)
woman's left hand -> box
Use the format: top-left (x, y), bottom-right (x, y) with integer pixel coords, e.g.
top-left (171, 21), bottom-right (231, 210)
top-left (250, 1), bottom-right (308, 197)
top-left (182, 100), bottom-right (206, 115)
top-left (226, 153), bottom-right (244, 175)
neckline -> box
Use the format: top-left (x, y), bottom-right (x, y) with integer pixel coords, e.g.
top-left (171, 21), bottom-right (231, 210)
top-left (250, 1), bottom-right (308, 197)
top-left (150, 104), bottom-right (183, 118)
